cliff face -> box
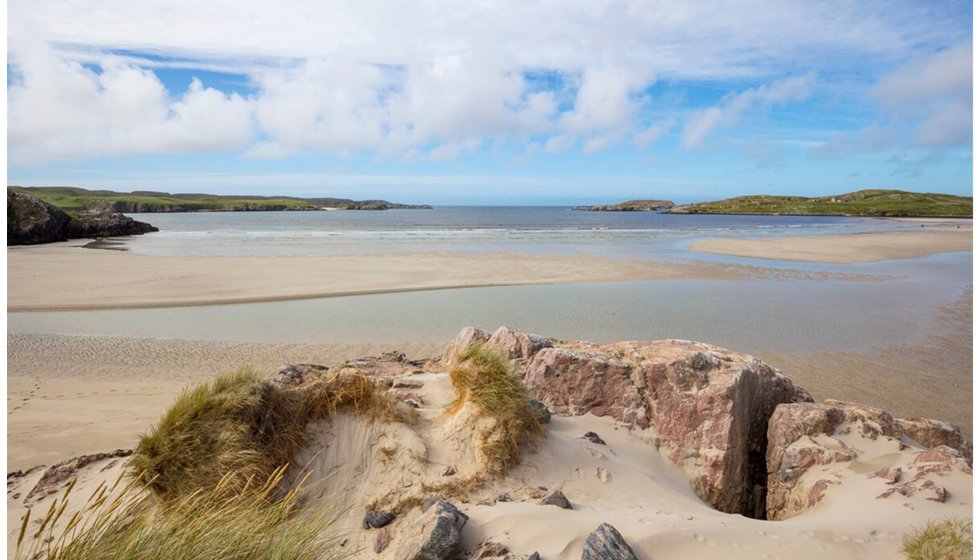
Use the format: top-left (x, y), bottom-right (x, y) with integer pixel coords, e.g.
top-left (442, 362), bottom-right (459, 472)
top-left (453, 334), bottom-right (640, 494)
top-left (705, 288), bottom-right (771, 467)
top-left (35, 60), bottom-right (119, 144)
top-left (7, 189), bottom-right (158, 246)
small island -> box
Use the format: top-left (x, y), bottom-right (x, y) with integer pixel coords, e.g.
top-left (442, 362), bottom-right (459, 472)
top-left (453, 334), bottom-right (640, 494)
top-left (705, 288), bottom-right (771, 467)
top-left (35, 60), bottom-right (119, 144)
top-left (579, 199), bottom-right (675, 212)
top-left (667, 189), bottom-right (972, 217)
top-left (8, 186), bottom-right (433, 213)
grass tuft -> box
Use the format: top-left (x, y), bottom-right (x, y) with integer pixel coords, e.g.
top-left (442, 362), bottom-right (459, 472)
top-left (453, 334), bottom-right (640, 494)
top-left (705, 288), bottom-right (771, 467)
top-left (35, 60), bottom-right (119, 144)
top-left (901, 517), bottom-right (972, 560)
top-left (133, 366), bottom-right (405, 501)
top-left (17, 467), bottom-right (345, 560)
top-left (448, 342), bottom-right (545, 476)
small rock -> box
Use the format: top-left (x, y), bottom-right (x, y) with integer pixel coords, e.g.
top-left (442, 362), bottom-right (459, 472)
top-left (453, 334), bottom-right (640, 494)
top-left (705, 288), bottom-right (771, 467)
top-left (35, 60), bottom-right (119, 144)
top-left (866, 467), bottom-right (902, 484)
top-left (582, 432), bottom-right (606, 445)
top-left (374, 527), bottom-right (392, 553)
top-left (363, 510), bottom-right (396, 529)
top-left (540, 490), bottom-right (572, 510)
top-left (528, 553), bottom-right (540, 560)
top-left (528, 399), bottom-right (551, 424)
top-left (494, 493), bottom-right (511, 503)
top-left (581, 523), bottom-right (638, 560)
top-left (442, 466), bottom-right (457, 476)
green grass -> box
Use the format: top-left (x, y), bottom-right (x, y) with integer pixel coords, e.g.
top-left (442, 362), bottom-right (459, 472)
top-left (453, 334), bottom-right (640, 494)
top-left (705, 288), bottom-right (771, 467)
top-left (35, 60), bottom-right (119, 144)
top-left (9, 187), bottom-right (318, 213)
top-left (448, 343), bottom-right (545, 476)
top-left (132, 367), bottom-right (407, 502)
top-left (901, 517), bottom-right (972, 560)
top-left (17, 467), bottom-right (346, 560)
top-left (673, 189), bottom-right (972, 217)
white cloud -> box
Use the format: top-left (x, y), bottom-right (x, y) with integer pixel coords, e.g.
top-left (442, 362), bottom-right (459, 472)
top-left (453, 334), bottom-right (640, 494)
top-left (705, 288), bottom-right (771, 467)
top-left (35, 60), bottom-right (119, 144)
top-left (6, 1), bottom-right (971, 166)
top-left (8, 33), bottom-right (252, 165)
top-left (681, 73), bottom-right (816, 149)
top-left (810, 42), bottom-right (972, 158)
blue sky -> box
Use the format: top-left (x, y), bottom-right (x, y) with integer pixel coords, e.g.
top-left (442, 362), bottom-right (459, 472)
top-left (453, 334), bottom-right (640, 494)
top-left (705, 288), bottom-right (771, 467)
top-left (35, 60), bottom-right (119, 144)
top-left (7, 0), bottom-right (973, 205)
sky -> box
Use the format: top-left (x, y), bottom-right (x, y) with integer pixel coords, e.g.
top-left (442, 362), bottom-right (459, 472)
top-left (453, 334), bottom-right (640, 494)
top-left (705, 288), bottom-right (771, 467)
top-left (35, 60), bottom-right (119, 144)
top-left (6, 0), bottom-right (974, 205)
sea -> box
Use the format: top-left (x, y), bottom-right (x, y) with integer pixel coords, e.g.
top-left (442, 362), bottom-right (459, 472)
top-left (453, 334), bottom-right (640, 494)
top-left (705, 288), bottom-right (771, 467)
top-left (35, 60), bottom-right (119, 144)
top-left (7, 207), bottom-right (973, 354)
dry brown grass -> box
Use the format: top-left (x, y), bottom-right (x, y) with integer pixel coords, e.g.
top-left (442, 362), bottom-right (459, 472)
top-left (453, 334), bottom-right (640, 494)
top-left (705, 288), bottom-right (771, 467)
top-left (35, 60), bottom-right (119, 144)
top-left (448, 342), bottom-right (545, 476)
top-left (133, 366), bottom-right (408, 502)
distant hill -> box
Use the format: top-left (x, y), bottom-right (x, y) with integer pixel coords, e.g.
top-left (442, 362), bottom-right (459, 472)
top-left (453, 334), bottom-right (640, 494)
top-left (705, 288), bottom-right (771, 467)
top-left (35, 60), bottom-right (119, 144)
top-left (8, 186), bottom-right (432, 213)
top-left (668, 190), bottom-right (972, 217)
top-left (579, 199), bottom-right (675, 212)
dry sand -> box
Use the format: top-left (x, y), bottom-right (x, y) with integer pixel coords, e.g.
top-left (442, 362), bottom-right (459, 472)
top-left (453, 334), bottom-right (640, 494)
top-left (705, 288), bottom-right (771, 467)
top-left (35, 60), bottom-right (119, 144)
top-left (689, 230), bottom-right (972, 263)
top-left (8, 361), bottom-right (972, 560)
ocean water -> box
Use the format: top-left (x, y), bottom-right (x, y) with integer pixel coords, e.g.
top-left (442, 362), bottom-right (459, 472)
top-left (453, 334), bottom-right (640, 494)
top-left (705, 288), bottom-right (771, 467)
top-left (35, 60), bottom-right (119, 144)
top-left (120, 207), bottom-right (915, 258)
top-left (8, 208), bottom-right (971, 353)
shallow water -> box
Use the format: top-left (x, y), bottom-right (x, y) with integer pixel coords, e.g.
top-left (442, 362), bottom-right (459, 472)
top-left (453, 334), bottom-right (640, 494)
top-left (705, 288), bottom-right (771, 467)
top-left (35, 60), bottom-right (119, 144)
top-left (7, 251), bottom-right (971, 355)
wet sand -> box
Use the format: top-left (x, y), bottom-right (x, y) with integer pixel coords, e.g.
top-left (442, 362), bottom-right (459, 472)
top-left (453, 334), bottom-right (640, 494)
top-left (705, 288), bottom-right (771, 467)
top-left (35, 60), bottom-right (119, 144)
top-left (5, 230), bottom-right (954, 311)
top-left (689, 230), bottom-right (972, 263)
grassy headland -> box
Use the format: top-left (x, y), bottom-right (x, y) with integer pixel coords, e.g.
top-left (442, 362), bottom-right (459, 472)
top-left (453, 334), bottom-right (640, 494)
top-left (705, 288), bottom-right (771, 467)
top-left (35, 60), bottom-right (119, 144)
top-left (9, 186), bottom-right (431, 212)
top-left (580, 199), bottom-right (675, 212)
top-left (668, 189), bottom-right (972, 217)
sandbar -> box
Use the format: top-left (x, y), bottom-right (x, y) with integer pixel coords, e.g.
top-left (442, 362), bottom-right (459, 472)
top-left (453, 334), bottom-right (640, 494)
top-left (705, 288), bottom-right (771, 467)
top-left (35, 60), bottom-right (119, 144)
top-left (7, 241), bottom-right (889, 311)
top-left (689, 230), bottom-right (972, 263)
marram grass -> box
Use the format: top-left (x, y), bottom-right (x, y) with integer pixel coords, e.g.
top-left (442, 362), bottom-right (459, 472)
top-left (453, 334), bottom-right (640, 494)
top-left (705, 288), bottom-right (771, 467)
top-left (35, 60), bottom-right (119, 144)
top-left (132, 366), bottom-right (407, 502)
top-left (901, 517), bottom-right (972, 560)
top-left (449, 342), bottom-right (545, 476)
top-left (17, 467), bottom-right (345, 560)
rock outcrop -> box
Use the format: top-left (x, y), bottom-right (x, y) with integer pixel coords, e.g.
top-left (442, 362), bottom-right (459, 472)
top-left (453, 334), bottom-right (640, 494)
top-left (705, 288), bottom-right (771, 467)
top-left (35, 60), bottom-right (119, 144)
top-left (519, 337), bottom-right (812, 518)
top-left (7, 189), bottom-right (157, 245)
top-left (766, 399), bottom-right (973, 520)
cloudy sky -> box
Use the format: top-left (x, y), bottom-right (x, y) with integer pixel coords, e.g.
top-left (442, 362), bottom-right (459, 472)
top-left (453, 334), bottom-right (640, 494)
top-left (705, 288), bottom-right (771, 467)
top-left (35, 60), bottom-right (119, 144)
top-left (7, 0), bottom-right (973, 204)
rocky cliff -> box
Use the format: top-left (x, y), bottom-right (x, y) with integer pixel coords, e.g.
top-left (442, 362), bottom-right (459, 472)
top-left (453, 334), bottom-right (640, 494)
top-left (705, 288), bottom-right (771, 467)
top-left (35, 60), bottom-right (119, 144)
top-left (7, 189), bottom-right (158, 245)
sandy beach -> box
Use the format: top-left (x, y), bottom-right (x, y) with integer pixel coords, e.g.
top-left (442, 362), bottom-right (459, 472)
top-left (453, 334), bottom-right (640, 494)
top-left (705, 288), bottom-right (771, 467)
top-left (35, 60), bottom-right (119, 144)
top-left (7, 227), bottom-right (973, 559)
top-left (6, 229), bottom-right (966, 311)
top-left (688, 229), bottom-right (972, 263)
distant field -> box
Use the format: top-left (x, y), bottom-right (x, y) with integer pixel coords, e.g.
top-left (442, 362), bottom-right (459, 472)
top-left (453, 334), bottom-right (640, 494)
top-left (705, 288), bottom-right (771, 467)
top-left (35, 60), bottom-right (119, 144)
top-left (669, 189), bottom-right (972, 217)
top-left (8, 186), bottom-right (431, 212)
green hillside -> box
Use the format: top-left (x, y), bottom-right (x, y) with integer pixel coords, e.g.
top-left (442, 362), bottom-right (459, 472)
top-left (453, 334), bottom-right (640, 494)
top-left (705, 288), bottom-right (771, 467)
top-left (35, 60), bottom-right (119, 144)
top-left (669, 190), bottom-right (972, 217)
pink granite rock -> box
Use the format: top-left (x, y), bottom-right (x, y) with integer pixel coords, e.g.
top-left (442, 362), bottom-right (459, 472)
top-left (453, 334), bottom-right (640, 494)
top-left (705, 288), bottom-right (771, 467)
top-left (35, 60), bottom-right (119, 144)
top-left (767, 400), bottom-right (971, 520)
top-left (486, 326), bottom-right (553, 364)
top-left (442, 327), bottom-right (491, 365)
top-left (522, 337), bottom-right (811, 518)
top-left (896, 417), bottom-right (972, 465)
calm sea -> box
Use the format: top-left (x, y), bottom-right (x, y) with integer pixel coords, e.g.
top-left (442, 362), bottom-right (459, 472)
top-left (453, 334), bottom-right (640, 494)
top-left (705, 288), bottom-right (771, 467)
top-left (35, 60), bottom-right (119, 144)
top-left (8, 208), bottom-right (971, 353)
top-left (120, 207), bottom-right (913, 258)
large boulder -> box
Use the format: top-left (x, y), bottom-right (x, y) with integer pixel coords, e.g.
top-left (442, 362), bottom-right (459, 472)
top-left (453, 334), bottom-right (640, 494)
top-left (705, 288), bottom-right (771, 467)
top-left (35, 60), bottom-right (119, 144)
top-left (766, 400), bottom-right (972, 520)
top-left (521, 337), bottom-right (812, 519)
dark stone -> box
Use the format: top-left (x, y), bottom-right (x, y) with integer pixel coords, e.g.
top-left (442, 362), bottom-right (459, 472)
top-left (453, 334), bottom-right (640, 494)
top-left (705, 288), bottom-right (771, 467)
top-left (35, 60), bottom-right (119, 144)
top-left (363, 510), bottom-right (396, 529)
top-left (581, 523), bottom-right (638, 560)
top-left (528, 399), bottom-right (551, 424)
top-left (422, 495), bottom-right (448, 513)
top-left (582, 432), bottom-right (606, 445)
top-left (7, 189), bottom-right (157, 246)
top-left (393, 500), bottom-right (469, 560)
top-left (540, 489), bottom-right (572, 510)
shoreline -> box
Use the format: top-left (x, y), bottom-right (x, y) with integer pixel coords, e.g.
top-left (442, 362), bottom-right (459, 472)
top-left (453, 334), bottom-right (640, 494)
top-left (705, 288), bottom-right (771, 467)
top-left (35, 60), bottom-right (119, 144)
top-left (8, 227), bottom-right (969, 311)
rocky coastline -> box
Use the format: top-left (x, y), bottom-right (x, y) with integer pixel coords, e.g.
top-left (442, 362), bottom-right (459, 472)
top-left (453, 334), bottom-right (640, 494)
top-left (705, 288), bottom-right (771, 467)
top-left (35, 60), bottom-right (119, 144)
top-left (7, 189), bottom-right (158, 246)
